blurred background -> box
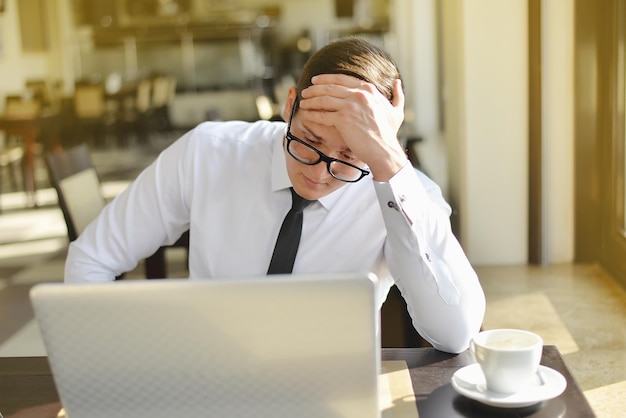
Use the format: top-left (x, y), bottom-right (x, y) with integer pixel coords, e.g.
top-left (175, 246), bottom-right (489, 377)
top-left (1, 0), bottom-right (626, 305)
top-left (1, 3), bottom-right (626, 416)
top-left (3, 0), bottom-right (603, 273)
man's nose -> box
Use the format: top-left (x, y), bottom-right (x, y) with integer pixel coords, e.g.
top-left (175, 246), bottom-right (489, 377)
top-left (308, 162), bottom-right (331, 180)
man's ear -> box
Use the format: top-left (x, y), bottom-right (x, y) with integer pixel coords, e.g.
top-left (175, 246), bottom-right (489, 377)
top-left (282, 87), bottom-right (297, 122)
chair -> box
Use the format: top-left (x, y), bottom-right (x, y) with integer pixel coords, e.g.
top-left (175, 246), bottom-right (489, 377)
top-left (116, 78), bottom-right (152, 146)
top-left (0, 95), bottom-right (43, 210)
top-left (25, 79), bottom-right (54, 107)
top-left (149, 75), bottom-right (176, 131)
top-left (45, 143), bottom-right (189, 279)
top-left (4, 95), bottom-right (41, 119)
top-left (45, 144), bottom-right (108, 241)
top-left (0, 145), bottom-right (24, 212)
top-left (72, 82), bottom-right (117, 148)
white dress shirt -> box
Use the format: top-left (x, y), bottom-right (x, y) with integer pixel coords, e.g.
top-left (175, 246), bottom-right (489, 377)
top-left (65, 120), bottom-right (485, 353)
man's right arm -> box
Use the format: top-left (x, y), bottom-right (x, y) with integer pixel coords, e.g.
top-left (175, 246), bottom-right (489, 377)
top-left (64, 130), bottom-right (196, 283)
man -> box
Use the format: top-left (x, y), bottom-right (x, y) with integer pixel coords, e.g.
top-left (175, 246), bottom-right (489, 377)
top-left (65, 37), bottom-right (485, 354)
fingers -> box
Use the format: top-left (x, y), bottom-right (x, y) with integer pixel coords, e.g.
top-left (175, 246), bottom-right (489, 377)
top-left (299, 94), bottom-right (346, 113)
top-left (310, 74), bottom-right (363, 88)
top-left (297, 74), bottom-right (403, 129)
top-left (299, 76), bottom-right (355, 112)
top-left (300, 74), bottom-right (400, 109)
top-left (301, 74), bottom-right (376, 100)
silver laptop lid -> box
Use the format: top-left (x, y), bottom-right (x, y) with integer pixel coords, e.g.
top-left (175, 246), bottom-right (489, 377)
top-left (30, 274), bottom-right (380, 418)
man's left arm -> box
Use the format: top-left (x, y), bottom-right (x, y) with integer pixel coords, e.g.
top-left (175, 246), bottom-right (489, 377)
top-left (374, 163), bottom-right (486, 354)
top-left (300, 74), bottom-right (485, 352)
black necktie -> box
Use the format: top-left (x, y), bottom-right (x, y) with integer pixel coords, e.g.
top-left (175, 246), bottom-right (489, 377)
top-left (267, 188), bottom-right (314, 274)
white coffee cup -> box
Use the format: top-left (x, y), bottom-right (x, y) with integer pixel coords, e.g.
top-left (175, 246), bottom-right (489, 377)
top-left (470, 328), bottom-right (543, 394)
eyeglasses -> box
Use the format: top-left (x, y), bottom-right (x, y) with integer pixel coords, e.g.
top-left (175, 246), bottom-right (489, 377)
top-left (285, 102), bottom-right (370, 183)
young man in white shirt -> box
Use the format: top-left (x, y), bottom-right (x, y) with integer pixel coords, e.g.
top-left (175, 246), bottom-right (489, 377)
top-left (65, 36), bottom-right (485, 354)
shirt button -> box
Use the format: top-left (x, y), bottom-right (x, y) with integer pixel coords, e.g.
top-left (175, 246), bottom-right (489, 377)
top-left (425, 253), bottom-right (431, 262)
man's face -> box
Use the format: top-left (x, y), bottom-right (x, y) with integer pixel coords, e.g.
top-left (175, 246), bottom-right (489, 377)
top-left (284, 108), bottom-right (362, 201)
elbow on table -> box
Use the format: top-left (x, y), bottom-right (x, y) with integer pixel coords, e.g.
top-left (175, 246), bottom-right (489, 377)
top-left (429, 336), bottom-right (473, 354)
top-left (418, 309), bottom-right (485, 354)
top-left (426, 324), bottom-right (479, 354)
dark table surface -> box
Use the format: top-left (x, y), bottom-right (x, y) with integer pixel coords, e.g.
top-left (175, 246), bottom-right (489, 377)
top-left (384, 345), bottom-right (595, 417)
top-left (0, 345), bottom-right (595, 418)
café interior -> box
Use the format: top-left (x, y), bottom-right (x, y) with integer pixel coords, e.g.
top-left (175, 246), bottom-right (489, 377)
top-left (1, 0), bottom-right (626, 417)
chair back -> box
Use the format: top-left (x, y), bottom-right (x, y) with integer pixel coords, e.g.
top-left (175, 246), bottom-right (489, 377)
top-left (73, 84), bottom-right (106, 119)
top-left (45, 144), bottom-right (107, 241)
top-left (25, 79), bottom-right (53, 107)
top-left (4, 95), bottom-right (41, 119)
top-left (151, 76), bottom-right (172, 109)
top-left (46, 144), bottom-right (189, 279)
top-left (135, 79), bottom-right (152, 113)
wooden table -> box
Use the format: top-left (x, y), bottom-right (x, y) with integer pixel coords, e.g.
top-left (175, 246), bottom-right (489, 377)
top-left (0, 346), bottom-right (595, 418)
top-left (384, 346), bottom-right (595, 417)
top-left (0, 109), bottom-right (63, 207)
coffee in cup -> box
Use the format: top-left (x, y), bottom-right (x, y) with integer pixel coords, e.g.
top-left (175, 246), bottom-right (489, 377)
top-left (470, 328), bottom-right (543, 394)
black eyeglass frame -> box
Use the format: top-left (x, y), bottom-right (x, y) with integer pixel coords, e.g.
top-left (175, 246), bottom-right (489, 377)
top-left (285, 101), bottom-right (370, 183)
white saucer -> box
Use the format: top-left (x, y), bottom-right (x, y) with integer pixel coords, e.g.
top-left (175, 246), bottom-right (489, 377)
top-left (451, 364), bottom-right (567, 408)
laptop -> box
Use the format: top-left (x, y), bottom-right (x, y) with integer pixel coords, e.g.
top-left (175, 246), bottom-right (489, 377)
top-left (30, 273), bottom-right (380, 418)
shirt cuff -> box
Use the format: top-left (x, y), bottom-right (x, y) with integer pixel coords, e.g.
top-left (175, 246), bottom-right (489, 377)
top-left (372, 162), bottom-right (432, 227)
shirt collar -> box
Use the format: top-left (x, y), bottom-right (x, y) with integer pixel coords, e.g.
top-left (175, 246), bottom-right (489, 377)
top-left (271, 132), bottom-right (291, 192)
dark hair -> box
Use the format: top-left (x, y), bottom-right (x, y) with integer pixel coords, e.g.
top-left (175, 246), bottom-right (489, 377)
top-left (295, 36), bottom-right (401, 107)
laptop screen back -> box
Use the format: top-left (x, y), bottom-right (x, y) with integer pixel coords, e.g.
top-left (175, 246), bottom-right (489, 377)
top-left (30, 274), bottom-right (380, 418)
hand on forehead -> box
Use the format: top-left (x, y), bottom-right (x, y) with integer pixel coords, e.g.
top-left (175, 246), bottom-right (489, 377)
top-left (294, 74), bottom-right (406, 182)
